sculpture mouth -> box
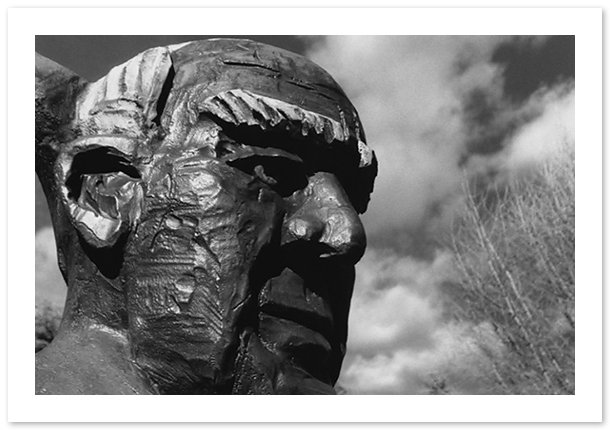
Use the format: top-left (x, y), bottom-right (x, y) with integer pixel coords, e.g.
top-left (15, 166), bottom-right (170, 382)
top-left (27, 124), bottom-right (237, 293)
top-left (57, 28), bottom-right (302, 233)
top-left (258, 269), bottom-right (335, 338)
top-left (256, 266), bottom-right (340, 388)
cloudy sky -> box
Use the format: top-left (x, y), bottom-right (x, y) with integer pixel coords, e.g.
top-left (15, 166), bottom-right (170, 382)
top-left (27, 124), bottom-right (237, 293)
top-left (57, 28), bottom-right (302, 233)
top-left (35, 35), bottom-right (575, 394)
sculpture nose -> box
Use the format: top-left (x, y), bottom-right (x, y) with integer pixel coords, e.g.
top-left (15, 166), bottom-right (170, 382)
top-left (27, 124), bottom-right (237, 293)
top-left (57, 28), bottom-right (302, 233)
top-left (281, 172), bottom-right (366, 264)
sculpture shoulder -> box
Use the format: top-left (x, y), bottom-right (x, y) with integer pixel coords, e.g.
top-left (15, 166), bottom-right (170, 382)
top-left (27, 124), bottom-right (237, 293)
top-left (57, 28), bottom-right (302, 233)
top-left (35, 327), bottom-right (154, 395)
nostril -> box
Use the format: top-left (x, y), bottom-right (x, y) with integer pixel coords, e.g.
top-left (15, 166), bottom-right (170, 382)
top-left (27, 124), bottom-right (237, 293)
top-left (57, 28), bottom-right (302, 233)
top-left (283, 216), bottom-right (325, 244)
top-left (289, 219), bottom-right (312, 239)
top-left (282, 207), bottom-right (366, 264)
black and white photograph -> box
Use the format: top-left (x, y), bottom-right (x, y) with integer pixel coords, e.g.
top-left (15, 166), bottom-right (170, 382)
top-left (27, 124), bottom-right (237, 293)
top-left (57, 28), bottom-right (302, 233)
top-left (35, 33), bottom-right (576, 396)
top-left (6, 5), bottom-right (602, 423)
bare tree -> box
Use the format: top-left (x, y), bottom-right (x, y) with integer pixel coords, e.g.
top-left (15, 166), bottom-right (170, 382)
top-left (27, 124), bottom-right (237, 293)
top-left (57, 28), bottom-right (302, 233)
top-left (448, 142), bottom-right (574, 394)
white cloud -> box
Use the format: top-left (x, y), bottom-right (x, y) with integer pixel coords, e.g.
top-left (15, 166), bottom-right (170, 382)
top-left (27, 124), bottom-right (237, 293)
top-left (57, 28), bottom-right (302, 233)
top-left (464, 82), bottom-right (575, 187)
top-left (506, 85), bottom-right (575, 170)
top-left (348, 285), bottom-right (438, 357)
top-left (338, 248), bottom-right (485, 394)
top-left (340, 320), bottom-right (502, 395)
top-left (306, 36), bottom-right (512, 238)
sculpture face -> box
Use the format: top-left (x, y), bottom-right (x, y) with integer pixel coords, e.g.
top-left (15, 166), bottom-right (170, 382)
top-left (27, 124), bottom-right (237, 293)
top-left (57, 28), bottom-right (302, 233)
top-left (121, 120), bottom-right (367, 394)
top-left (35, 39), bottom-right (376, 394)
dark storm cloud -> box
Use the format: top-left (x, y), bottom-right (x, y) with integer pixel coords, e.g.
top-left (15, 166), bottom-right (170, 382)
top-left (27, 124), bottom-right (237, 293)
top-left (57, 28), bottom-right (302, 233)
top-left (460, 36), bottom-right (575, 159)
top-left (35, 35), bottom-right (307, 81)
top-left (494, 36), bottom-right (575, 104)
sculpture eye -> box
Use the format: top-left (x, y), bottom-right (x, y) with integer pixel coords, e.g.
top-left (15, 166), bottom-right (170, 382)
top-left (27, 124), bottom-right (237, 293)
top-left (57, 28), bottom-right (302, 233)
top-left (228, 155), bottom-right (308, 197)
top-left (65, 147), bottom-right (142, 222)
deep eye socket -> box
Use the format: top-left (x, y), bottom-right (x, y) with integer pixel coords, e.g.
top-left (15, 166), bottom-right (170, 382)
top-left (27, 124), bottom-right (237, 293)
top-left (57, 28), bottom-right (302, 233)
top-left (65, 147), bottom-right (141, 200)
top-left (227, 155), bottom-right (308, 197)
top-left (65, 147), bottom-right (142, 221)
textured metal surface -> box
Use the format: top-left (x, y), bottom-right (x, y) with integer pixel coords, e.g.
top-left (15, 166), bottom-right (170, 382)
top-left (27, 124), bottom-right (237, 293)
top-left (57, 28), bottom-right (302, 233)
top-left (35, 39), bottom-right (377, 394)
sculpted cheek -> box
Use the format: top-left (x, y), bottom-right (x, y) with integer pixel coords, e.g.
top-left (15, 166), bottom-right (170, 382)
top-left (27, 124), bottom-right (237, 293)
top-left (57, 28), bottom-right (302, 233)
top-left (122, 162), bottom-right (283, 392)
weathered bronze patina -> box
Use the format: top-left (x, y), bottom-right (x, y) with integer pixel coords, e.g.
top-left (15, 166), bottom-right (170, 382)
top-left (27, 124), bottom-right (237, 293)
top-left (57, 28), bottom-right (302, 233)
top-left (35, 39), bottom-right (377, 394)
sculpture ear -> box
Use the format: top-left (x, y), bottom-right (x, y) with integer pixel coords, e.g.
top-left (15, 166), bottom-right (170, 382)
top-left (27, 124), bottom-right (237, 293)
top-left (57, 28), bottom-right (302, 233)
top-left (57, 143), bottom-right (144, 250)
top-left (36, 54), bottom-right (143, 250)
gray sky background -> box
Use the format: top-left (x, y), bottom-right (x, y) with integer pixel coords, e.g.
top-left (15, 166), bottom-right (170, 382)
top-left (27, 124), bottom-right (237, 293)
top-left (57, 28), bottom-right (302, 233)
top-left (35, 35), bottom-right (575, 394)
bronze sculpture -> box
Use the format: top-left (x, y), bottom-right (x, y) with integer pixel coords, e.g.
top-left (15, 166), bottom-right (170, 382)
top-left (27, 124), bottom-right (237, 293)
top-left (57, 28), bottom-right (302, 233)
top-left (35, 39), bottom-right (377, 394)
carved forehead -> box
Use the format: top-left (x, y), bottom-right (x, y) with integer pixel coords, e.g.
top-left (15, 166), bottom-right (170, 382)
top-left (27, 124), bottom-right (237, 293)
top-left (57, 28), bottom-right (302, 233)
top-left (161, 40), bottom-right (371, 162)
top-left (166, 39), bottom-right (360, 138)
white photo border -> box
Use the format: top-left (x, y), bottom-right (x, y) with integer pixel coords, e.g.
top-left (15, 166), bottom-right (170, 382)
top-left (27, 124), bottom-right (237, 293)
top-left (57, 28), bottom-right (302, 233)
top-left (7, 6), bottom-right (602, 423)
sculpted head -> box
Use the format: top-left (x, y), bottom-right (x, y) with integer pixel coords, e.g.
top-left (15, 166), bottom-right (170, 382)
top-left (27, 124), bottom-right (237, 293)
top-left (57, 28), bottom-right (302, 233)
top-left (35, 39), bottom-right (376, 394)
